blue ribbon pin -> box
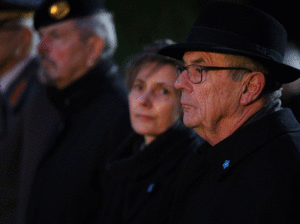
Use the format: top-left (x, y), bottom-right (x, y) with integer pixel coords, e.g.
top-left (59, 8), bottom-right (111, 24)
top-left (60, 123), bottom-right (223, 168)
top-left (147, 183), bottom-right (155, 193)
top-left (223, 160), bottom-right (230, 169)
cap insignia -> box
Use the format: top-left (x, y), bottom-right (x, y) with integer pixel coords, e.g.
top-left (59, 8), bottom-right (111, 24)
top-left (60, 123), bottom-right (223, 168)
top-left (49, 1), bottom-right (70, 20)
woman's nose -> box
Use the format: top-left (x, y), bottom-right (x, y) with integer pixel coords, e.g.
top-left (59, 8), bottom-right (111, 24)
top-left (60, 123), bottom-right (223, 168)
top-left (139, 91), bottom-right (152, 106)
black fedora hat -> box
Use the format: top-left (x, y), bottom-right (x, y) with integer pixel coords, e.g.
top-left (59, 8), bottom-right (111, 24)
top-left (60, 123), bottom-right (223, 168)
top-left (159, 1), bottom-right (300, 84)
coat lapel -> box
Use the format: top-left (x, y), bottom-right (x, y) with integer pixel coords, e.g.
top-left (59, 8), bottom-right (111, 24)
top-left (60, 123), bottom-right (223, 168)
top-left (168, 143), bottom-right (209, 223)
top-left (212, 109), bottom-right (300, 181)
top-left (5, 58), bottom-right (39, 114)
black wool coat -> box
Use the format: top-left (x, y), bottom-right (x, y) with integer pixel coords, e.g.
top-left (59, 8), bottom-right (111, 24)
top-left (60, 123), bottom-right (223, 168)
top-left (98, 122), bottom-right (204, 224)
top-left (169, 108), bottom-right (300, 224)
top-left (0, 57), bottom-right (41, 224)
top-left (16, 58), bottom-right (132, 224)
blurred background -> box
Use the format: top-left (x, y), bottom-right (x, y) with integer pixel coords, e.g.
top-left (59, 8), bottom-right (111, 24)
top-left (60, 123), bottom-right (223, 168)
top-left (3, 0), bottom-right (300, 73)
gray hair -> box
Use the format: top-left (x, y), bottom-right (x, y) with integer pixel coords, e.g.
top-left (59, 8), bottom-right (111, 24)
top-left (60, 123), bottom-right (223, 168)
top-left (73, 9), bottom-right (118, 59)
top-left (226, 54), bottom-right (282, 103)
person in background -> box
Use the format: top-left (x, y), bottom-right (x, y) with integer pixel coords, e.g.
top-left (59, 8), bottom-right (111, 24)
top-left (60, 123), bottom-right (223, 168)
top-left (159, 1), bottom-right (300, 223)
top-left (281, 41), bottom-right (300, 122)
top-left (97, 40), bottom-right (203, 224)
top-left (0, 1), bottom-right (39, 137)
top-left (0, 1), bottom-right (40, 223)
top-left (15, 0), bottom-right (131, 224)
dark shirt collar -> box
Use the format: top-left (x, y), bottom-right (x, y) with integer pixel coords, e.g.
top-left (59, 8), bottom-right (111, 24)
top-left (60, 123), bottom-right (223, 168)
top-left (242, 95), bottom-right (282, 128)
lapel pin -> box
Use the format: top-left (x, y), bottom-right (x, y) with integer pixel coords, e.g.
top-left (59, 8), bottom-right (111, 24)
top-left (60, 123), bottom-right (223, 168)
top-left (147, 183), bottom-right (155, 193)
top-left (223, 160), bottom-right (230, 169)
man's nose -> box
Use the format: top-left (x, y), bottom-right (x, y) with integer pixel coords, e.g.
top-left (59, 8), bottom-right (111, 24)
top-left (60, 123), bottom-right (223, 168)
top-left (174, 70), bottom-right (192, 92)
top-left (37, 37), bottom-right (51, 55)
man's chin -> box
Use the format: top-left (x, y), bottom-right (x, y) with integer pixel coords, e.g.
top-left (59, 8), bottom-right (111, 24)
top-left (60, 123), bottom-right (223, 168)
top-left (183, 114), bottom-right (201, 129)
top-left (38, 70), bottom-right (59, 86)
top-left (183, 119), bottom-right (195, 129)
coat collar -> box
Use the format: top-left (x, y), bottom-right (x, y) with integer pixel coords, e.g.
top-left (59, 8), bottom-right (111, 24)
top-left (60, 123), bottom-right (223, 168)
top-left (195, 108), bottom-right (300, 181)
top-left (106, 122), bottom-right (201, 182)
top-left (46, 58), bottom-right (118, 115)
top-left (4, 57), bottom-right (40, 113)
top-left (0, 56), bottom-right (33, 93)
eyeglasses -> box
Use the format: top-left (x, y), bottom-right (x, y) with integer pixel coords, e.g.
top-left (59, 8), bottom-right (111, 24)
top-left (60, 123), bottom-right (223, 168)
top-left (176, 64), bottom-right (252, 84)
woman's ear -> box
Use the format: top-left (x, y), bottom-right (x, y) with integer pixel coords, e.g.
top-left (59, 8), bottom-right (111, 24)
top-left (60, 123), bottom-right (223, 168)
top-left (86, 36), bottom-right (105, 65)
top-left (240, 72), bottom-right (266, 105)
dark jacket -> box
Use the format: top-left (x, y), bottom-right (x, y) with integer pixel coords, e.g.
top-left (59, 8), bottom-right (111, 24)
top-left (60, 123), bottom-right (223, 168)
top-left (0, 57), bottom-right (41, 224)
top-left (98, 122), bottom-right (204, 224)
top-left (16, 58), bottom-right (131, 224)
top-left (169, 108), bottom-right (300, 224)
top-left (0, 57), bottom-right (40, 137)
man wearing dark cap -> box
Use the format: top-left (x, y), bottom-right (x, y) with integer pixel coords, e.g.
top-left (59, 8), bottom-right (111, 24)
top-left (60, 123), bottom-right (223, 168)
top-left (159, 1), bottom-right (300, 223)
top-left (15, 1), bottom-right (131, 224)
top-left (0, 1), bottom-right (41, 223)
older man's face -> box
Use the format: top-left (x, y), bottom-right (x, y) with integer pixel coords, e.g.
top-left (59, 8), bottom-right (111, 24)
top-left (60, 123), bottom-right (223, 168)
top-left (37, 20), bottom-right (91, 89)
top-left (0, 21), bottom-right (23, 75)
top-left (174, 51), bottom-right (244, 134)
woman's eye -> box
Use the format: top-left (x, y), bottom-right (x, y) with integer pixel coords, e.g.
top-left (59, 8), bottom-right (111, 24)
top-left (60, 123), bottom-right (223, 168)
top-left (161, 89), bottom-right (170, 95)
top-left (154, 88), bottom-right (170, 96)
top-left (132, 83), bottom-right (143, 91)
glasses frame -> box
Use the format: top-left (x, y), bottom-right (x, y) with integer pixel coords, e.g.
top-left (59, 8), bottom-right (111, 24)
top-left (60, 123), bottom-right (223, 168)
top-left (176, 64), bottom-right (252, 84)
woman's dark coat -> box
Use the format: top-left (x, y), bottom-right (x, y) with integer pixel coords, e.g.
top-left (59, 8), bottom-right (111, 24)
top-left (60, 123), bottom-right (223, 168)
top-left (15, 58), bottom-right (132, 224)
top-left (169, 108), bottom-right (300, 224)
top-left (98, 122), bottom-right (203, 224)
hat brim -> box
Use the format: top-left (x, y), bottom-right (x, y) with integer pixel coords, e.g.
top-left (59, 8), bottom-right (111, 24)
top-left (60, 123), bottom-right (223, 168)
top-left (159, 42), bottom-right (300, 84)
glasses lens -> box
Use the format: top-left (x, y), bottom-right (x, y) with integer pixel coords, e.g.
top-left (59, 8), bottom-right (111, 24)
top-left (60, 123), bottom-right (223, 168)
top-left (188, 65), bottom-right (202, 83)
top-left (176, 65), bottom-right (185, 77)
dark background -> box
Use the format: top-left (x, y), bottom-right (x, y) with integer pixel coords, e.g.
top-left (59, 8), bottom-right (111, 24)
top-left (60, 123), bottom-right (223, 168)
top-left (105, 0), bottom-right (299, 73)
top-left (4, 0), bottom-right (300, 72)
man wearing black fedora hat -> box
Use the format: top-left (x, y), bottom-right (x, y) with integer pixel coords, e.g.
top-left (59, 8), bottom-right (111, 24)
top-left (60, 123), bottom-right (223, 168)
top-left (159, 1), bottom-right (300, 223)
top-left (15, 0), bottom-right (131, 224)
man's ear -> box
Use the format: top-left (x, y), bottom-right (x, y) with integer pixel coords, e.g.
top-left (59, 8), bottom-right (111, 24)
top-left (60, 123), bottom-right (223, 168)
top-left (240, 72), bottom-right (265, 105)
top-left (86, 36), bottom-right (105, 64)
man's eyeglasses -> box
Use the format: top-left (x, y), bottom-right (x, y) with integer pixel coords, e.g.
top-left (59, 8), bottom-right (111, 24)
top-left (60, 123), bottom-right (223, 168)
top-left (176, 64), bottom-right (252, 84)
